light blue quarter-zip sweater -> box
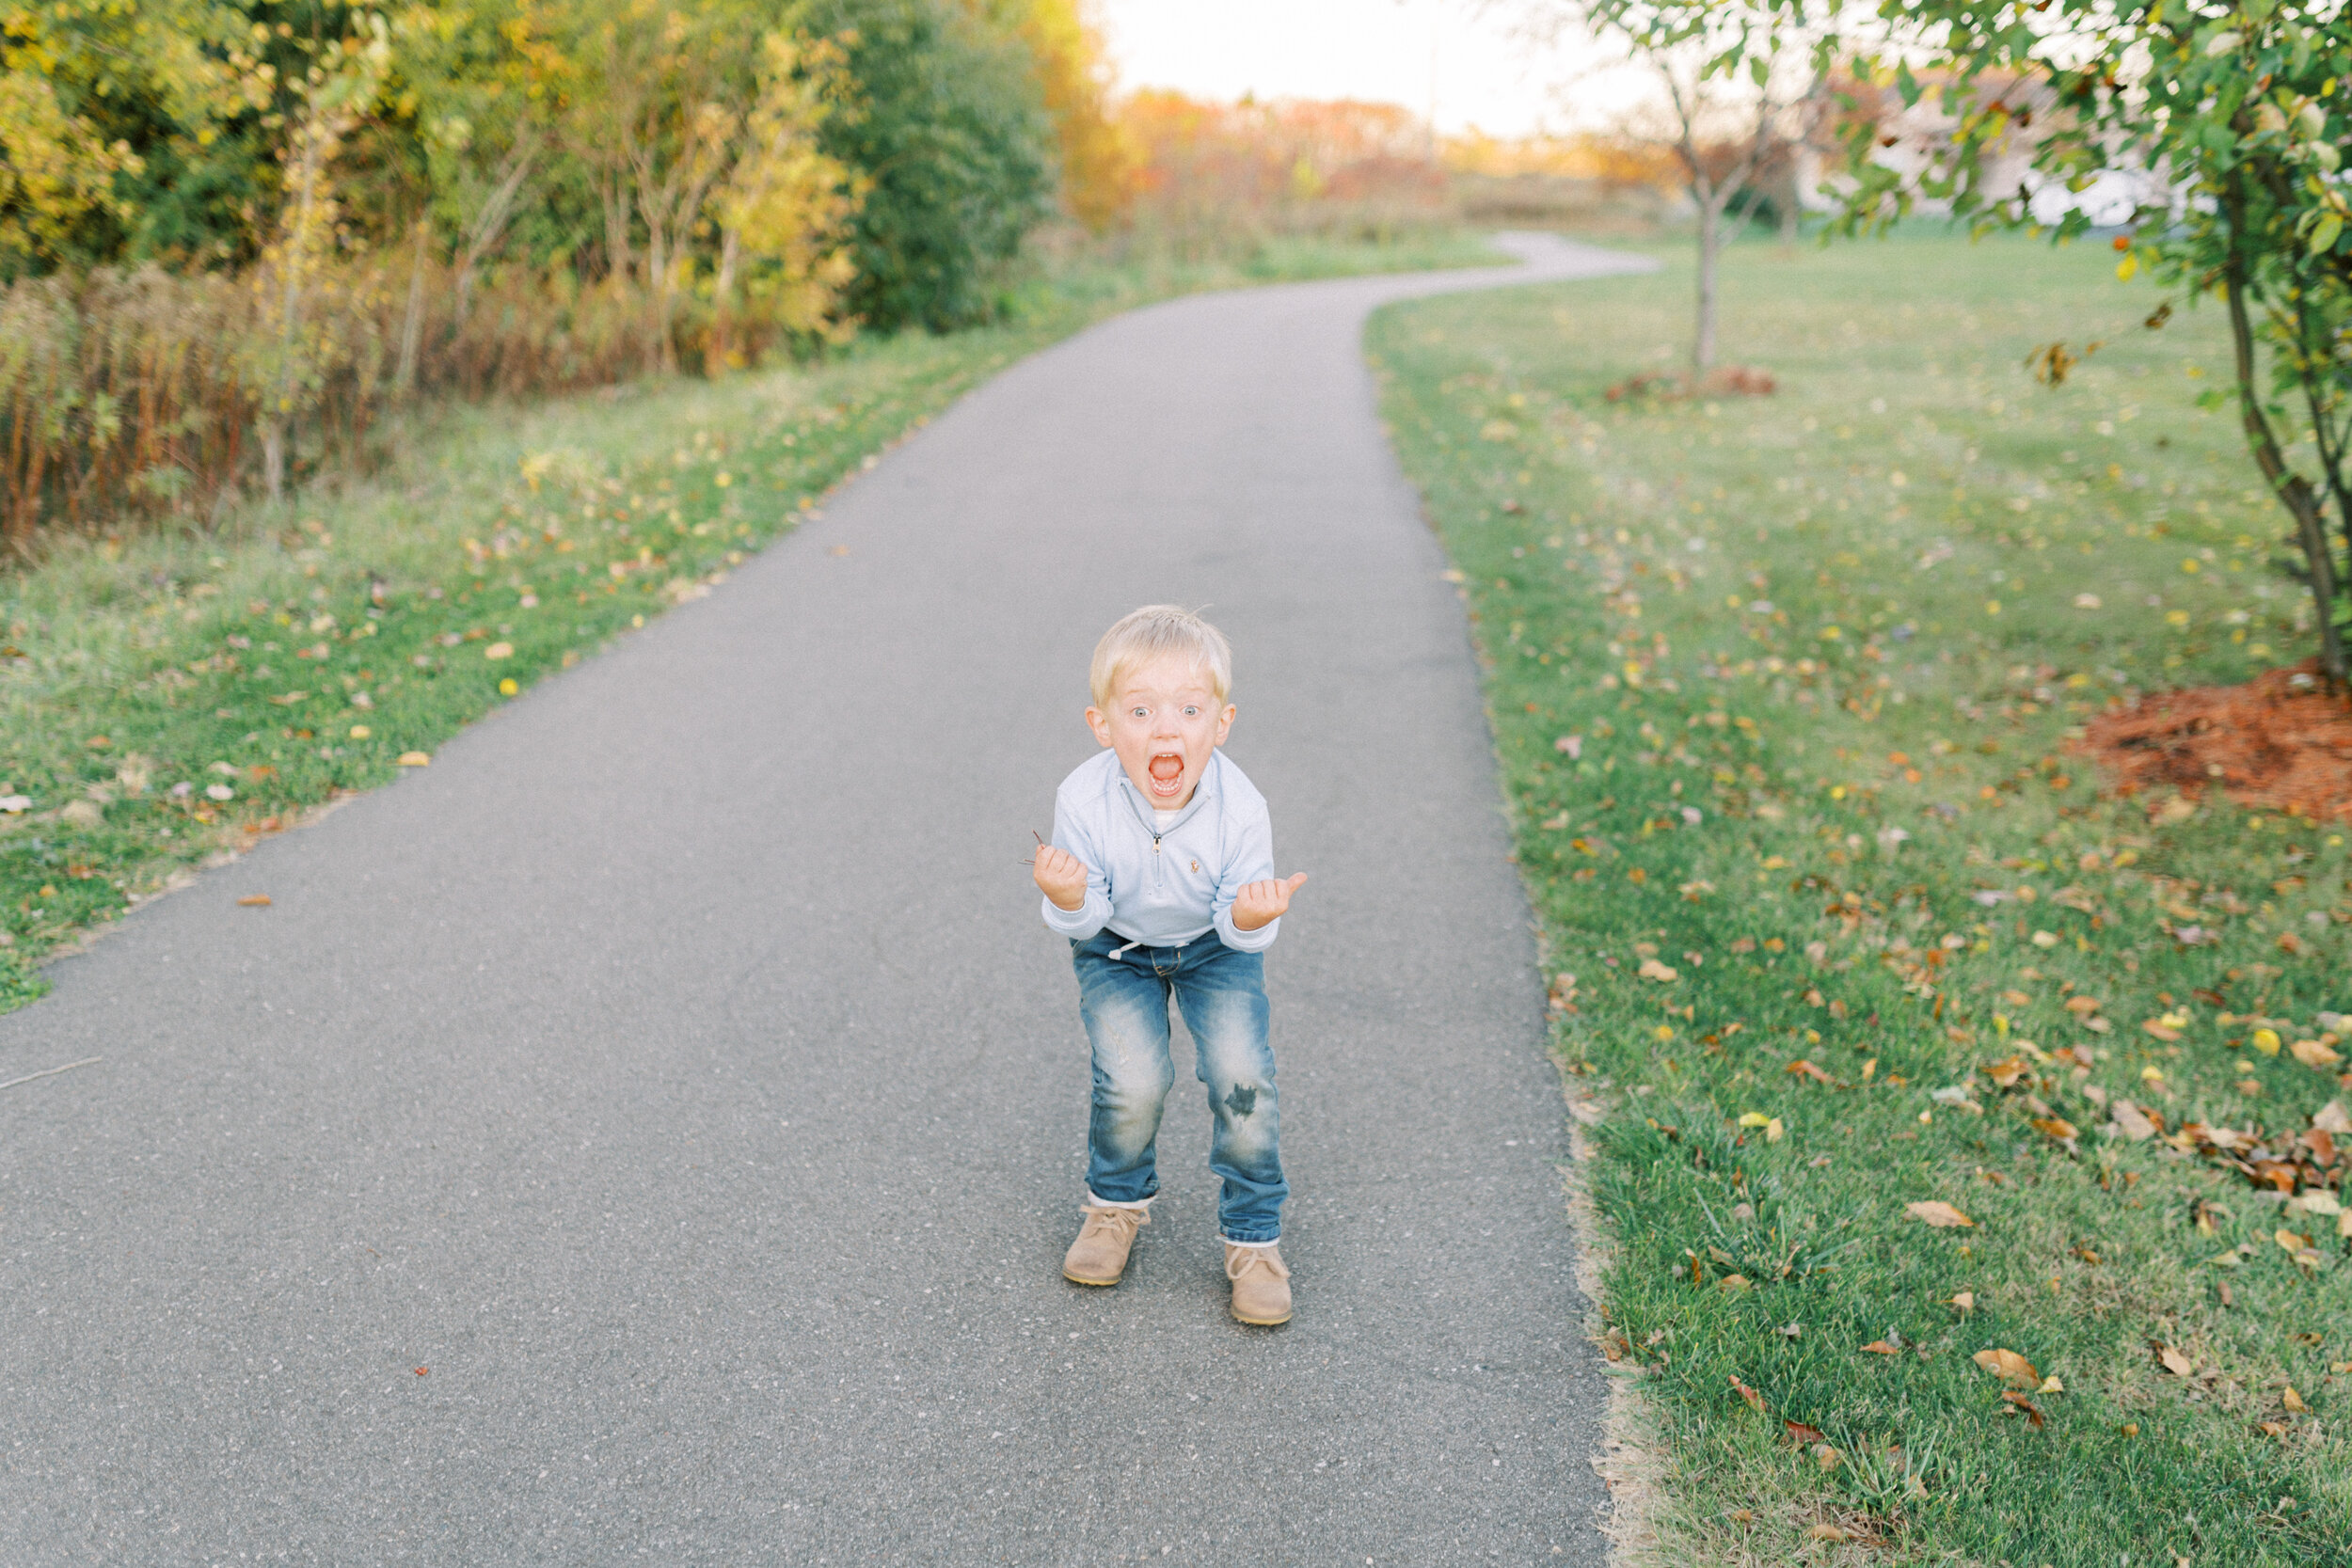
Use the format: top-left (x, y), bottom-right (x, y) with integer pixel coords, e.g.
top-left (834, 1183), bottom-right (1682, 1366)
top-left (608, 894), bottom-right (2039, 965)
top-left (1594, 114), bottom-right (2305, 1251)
top-left (1040, 748), bottom-right (1280, 952)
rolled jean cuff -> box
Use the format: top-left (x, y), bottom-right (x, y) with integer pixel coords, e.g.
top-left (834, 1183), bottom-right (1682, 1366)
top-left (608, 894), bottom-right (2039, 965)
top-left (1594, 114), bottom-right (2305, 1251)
top-left (1222, 1231), bottom-right (1280, 1246)
top-left (1086, 1191), bottom-right (1153, 1212)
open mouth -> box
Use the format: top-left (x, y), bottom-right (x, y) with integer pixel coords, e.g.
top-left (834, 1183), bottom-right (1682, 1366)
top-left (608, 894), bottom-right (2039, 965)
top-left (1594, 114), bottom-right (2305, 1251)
top-left (1147, 752), bottom-right (1185, 798)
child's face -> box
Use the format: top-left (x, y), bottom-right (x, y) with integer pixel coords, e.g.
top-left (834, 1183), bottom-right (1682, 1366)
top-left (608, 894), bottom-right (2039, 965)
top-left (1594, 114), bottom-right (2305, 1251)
top-left (1087, 654), bottom-right (1234, 810)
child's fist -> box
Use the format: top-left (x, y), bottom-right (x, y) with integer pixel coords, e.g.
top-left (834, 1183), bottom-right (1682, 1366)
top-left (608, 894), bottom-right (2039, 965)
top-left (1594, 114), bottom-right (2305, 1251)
top-left (1231, 871), bottom-right (1308, 932)
top-left (1033, 844), bottom-right (1091, 911)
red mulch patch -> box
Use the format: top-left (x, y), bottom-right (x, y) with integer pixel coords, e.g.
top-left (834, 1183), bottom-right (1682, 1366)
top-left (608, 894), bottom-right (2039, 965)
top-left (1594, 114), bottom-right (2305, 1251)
top-left (2075, 660), bottom-right (2352, 820)
top-left (1602, 365), bottom-right (1776, 403)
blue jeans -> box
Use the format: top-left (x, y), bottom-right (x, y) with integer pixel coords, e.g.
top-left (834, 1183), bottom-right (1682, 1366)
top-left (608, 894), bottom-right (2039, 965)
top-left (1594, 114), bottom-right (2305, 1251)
top-left (1072, 927), bottom-right (1288, 1243)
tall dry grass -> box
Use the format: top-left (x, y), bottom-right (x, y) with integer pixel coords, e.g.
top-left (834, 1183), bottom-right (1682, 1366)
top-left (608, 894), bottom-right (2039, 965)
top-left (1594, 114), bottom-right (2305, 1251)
top-left (0, 258), bottom-right (834, 555)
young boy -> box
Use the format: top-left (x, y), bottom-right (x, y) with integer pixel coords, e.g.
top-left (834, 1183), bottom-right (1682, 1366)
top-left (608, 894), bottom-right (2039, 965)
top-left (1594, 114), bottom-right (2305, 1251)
top-left (1031, 606), bottom-right (1308, 1325)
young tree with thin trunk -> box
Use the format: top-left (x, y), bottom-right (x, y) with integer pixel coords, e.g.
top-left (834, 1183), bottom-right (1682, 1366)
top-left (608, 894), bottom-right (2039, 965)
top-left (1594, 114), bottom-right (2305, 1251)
top-left (1526, 1), bottom-right (1835, 376)
top-left (249, 26), bottom-right (389, 504)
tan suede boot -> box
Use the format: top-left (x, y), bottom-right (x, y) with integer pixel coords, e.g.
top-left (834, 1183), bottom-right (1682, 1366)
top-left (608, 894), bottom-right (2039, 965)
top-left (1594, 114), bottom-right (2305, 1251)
top-left (1223, 1241), bottom-right (1292, 1325)
top-left (1062, 1202), bottom-right (1149, 1286)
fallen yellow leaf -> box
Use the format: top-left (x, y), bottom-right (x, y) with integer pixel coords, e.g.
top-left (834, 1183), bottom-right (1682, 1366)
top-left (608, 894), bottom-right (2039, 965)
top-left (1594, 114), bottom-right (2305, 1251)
top-left (485, 641), bottom-right (515, 660)
top-left (1765, 1117), bottom-right (1785, 1144)
top-left (2157, 1344), bottom-right (2195, 1377)
top-left (1973, 1347), bottom-right (2040, 1387)
top-left (1637, 958), bottom-right (1678, 982)
top-left (2283, 1385), bottom-right (2307, 1413)
top-left (1907, 1200), bottom-right (1976, 1228)
top-left (396, 752), bottom-right (431, 768)
top-left (236, 895), bottom-right (271, 908)
top-left (1738, 1111), bottom-right (1772, 1128)
top-left (2251, 1027), bottom-right (2281, 1055)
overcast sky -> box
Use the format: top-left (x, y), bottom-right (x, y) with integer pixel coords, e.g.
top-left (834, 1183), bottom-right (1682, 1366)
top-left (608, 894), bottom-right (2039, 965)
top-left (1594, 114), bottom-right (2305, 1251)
top-left (1095, 1), bottom-right (1622, 138)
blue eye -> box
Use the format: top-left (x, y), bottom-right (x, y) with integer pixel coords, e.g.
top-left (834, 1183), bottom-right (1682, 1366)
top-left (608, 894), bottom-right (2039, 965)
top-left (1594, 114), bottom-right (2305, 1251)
top-left (1183, 706), bottom-right (1200, 717)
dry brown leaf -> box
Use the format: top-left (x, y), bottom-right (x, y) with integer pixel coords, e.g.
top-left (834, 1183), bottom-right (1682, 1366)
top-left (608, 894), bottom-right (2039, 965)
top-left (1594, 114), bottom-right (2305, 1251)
top-left (1729, 1374), bottom-right (1765, 1415)
top-left (1785, 1058), bottom-right (1834, 1084)
top-left (2000, 1391), bottom-right (2047, 1429)
top-left (1811, 1443), bottom-right (1842, 1471)
top-left (1637, 958), bottom-right (1679, 983)
top-left (2290, 1038), bottom-right (2343, 1069)
top-left (1907, 1200), bottom-right (1976, 1228)
top-left (2141, 1019), bottom-right (2183, 1042)
top-left (1983, 1055), bottom-right (2029, 1086)
top-left (2157, 1344), bottom-right (2196, 1377)
top-left (2313, 1100), bottom-right (2352, 1135)
top-left (1973, 1347), bottom-right (2040, 1387)
top-left (2110, 1099), bottom-right (2157, 1141)
top-left (2066, 994), bottom-right (2103, 1016)
top-left (1806, 1525), bottom-right (1850, 1543)
top-left (1783, 1418), bottom-right (1826, 1445)
top-left (395, 752), bottom-right (431, 768)
top-left (1861, 1340), bottom-right (1900, 1355)
top-left (2030, 1116), bottom-right (2080, 1141)
top-left (2283, 1385), bottom-right (2308, 1413)
top-left (1948, 1291), bottom-right (1975, 1314)
top-left (236, 895), bottom-right (272, 908)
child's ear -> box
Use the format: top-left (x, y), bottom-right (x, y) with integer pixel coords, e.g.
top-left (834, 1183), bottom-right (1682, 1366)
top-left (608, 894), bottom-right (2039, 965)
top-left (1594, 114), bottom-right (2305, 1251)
top-left (1215, 703), bottom-right (1235, 744)
top-left (1086, 705), bottom-right (1114, 747)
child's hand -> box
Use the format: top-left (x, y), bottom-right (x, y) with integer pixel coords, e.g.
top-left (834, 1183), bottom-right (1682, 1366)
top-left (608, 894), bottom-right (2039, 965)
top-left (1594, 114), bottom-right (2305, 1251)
top-left (1033, 844), bottom-right (1092, 912)
top-left (1231, 872), bottom-right (1309, 932)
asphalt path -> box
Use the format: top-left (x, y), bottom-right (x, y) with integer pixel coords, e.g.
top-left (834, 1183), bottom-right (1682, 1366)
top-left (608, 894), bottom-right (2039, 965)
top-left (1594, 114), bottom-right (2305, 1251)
top-left (0, 233), bottom-right (1653, 1565)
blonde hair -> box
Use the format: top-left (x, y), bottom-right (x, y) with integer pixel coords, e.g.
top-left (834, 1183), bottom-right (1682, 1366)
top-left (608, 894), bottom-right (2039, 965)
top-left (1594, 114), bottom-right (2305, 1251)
top-left (1089, 605), bottom-right (1232, 707)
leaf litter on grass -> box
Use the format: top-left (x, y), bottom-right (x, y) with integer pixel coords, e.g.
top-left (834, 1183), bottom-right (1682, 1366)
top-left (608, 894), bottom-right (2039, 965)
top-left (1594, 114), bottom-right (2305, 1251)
top-left (1375, 230), bottom-right (2352, 1566)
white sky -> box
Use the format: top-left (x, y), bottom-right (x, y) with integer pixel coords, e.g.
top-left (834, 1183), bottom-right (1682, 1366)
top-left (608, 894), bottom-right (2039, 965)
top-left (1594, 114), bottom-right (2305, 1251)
top-left (1096, 1), bottom-right (1621, 138)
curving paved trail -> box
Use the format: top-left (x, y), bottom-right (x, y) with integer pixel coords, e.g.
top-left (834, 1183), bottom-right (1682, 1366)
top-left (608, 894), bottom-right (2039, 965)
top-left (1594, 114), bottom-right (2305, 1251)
top-left (0, 234), bottom-right (1652, 1565)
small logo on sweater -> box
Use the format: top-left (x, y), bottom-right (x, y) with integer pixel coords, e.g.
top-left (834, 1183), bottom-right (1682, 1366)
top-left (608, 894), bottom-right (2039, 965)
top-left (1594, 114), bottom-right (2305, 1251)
top-left (1190, 859), bottom-right (1200, 873)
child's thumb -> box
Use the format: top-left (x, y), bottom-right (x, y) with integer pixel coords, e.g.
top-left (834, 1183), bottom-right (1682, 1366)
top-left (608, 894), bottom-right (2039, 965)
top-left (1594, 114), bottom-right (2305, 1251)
top-left (1283, 872), bottom-right (1309, 894)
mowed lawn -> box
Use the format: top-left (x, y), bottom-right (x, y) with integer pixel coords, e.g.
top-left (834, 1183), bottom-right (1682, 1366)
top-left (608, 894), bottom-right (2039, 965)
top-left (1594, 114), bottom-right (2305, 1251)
top-left (1372, 231), bottom-right (2351, 1565)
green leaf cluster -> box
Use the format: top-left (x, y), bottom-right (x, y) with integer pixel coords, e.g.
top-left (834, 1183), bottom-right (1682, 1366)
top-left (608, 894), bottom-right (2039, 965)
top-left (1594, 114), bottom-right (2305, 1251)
top-left (1825, 1), bottom-right (2352, 682)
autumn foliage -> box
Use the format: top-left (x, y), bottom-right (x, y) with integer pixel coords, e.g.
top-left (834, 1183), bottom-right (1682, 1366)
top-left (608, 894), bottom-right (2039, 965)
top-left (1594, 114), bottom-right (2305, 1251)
top-left (1113, 91), bottom-right (1452, 251)
top-left (0, 0), bottom-right (1112, 549)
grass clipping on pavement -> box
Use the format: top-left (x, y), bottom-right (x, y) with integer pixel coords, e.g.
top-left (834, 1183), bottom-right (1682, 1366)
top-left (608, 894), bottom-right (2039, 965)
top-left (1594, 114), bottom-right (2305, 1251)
top-left (0, 230), bottom-right (1511, 1010)
top-left (1373, 230), bottom-right (2350, 1565)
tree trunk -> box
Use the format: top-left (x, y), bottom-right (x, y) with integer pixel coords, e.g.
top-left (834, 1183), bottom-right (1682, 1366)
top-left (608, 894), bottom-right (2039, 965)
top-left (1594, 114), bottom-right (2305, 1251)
top-left (264, 121), bottom-right (326, 506)
top-left (2225, 270), bottom-right (2347, 686)
top-left (709, 225), bottom-right (740, 378)
top-left (395, 217), bottom-right (429, 400)
top-left (1693, 189), bottom-right (1722, 375)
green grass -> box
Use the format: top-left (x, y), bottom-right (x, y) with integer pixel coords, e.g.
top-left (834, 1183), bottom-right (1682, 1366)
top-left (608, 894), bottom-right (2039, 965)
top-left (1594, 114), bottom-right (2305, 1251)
top-left (1371, 229), bottom-right (2352, 1565)
top-left (0, 230), bottom-right (1509, 1003)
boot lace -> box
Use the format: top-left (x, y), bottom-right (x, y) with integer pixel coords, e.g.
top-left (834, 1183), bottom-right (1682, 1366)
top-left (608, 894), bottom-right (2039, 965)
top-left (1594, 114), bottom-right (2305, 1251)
top-left (1225, 1244), bottom-right (1288, 1283)
top-left (1082, 1204), bottom-right (1148, 1243)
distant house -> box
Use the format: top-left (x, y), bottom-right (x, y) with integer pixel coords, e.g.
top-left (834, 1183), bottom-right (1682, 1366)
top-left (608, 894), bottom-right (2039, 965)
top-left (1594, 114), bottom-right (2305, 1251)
top-left (1800, 71), bottom-right (2169, 228)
